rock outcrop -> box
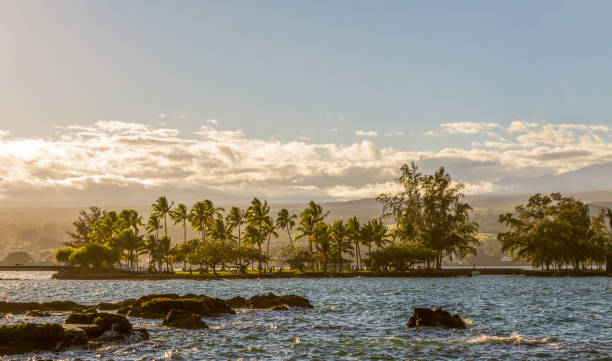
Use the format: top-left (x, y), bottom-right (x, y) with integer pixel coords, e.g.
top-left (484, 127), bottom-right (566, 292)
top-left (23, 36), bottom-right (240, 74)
top-left (406, 307), bottom-right (467, 329)
top-left (227, 293), bottom-right (313, 310)
top-left (0, 323), bottom-right (66, 355)
top-left (121, 294), bottom-right (234, 319)
top-left (162, 309), bottom-right (209, 329)
top-left (0, 300), bottom-right (90, 314)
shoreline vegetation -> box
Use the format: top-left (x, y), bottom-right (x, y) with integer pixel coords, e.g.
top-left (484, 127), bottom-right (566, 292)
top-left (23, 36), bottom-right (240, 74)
top-left (50, 163), bottom-right (612, 276)
top-left (50, 267), bottom-right (610, 280)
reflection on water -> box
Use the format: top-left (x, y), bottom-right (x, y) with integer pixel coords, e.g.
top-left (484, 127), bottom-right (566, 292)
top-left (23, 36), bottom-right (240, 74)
top-left (0, 271), bottom-right (56, 280)
top-left (0, 273), bottom-right (610, 360)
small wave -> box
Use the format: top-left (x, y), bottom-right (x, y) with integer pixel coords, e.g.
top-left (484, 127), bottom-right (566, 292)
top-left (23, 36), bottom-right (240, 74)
top-left (461, 317), bottom-right (474, 326)
top-left (466, 332), bottom-right (557, 346)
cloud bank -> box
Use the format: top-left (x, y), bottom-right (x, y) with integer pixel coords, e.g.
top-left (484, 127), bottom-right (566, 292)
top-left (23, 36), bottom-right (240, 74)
top-left (0, 120), bottom-right (610, 205)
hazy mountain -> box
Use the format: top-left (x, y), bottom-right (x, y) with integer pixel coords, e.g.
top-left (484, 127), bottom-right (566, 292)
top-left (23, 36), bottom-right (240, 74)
top-left (497, 162), bottom-right (612, 194)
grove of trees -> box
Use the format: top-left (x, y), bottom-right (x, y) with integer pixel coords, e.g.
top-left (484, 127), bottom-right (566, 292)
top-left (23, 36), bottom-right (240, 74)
top-left (54, 163), bottom-right (611, 273)
top-left (498, 193), bottom-right (611, 270)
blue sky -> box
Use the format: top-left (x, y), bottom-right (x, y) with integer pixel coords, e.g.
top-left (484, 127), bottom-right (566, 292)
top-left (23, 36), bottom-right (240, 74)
top-left (0, 1), bottom-right (611, 204)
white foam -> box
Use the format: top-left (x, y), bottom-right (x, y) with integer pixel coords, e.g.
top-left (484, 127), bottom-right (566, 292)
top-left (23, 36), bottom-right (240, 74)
top-left (466, 332), bottom-right (556, 346)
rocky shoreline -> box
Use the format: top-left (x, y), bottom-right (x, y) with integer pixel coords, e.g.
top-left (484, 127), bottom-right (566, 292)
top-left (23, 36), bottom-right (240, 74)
top-left (0, 292), bottom-right (313, 355)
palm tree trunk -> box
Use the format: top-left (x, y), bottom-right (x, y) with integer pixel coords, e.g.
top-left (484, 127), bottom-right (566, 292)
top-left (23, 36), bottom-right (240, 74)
top-left (266, 233), bottom-right (271, 271)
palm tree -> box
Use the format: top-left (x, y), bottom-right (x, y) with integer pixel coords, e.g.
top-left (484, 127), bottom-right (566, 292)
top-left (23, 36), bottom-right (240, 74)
top-left (369, 218), bottom-right (391, 251)
top-left (208, 215), bottom-right (236, 273)
top-left (152, 196), bottom-right (174, 237)
top-left (330, 219), bottom-right (352, 272)
top-left (144, 234), bottom-right (159, 272)
top-left (313, 222), bottom-right (332, 272)
top-left (296, 201), bottom-right (329, 270)
top-left (188, 200), bottom-right (223, 243)
top-left (170, 203), bottom-right (189, 243)
top-left (246, 198), bottom-right (270, 273)
top-left (263, 215), bottom-right (278, 271)
top-left (118, 209), bottom-right (142, 234)
top-left (117, 228), bottom-right (144, 270)
top-left (146, 214), bottom-right (162, 241)
top-left (226, 206), bottom-right (245, 246)
top-left (348, 216), bottom-right (361, 270)
top-left (276, 208), bottom-right (297, 250)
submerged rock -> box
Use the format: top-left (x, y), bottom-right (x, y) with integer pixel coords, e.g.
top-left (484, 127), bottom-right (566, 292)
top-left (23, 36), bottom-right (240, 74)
top-left (406, 307), bottom-right (467, 329)
top-left (227, 293), bottom-right (313, 310)
top-left (162, 309), bottom-right (209, 329)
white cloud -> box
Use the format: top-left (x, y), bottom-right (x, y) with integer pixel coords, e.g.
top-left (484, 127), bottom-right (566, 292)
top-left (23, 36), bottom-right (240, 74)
top-left (441, 122), bottom-right (499, 134)
top-left (337, 113), bottom-right (344, 121)
top-left (508, 120), bottom-right (538, 133)
top-left (207, 119), bottom-right (219, 125)
top-left (355, 130), bottom-right (378, 137)
top-left (323, 127), bottom-right (341, 133)
top-left (384, 131), bottom-right (405, 136)
top-left (159, 113), bottom-right (167, 118)
top-left (0, 130), bottom-right (10, 139)
top-left (0, 120), bottom-right (610, 204)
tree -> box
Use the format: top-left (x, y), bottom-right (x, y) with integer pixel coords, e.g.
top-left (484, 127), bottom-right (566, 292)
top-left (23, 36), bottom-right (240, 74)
top-left (117, 228), bottom-right (144, 270)
top-left (276, 208), bottom-right (297, 250)
top-left (378, 162), bottom-right (479, 269)
top-left (170, 204), bottom-right (189, 243)
top-left (189, 200), bottom-right (223, 242)
top-left (54, 248), bottom-right (74, 263)
top-left (498, 193), bottom-right (607, 270)
top-left (246, 198), bottom-right (270, 272)
top-left (68, 243), bottom-right (117, 268)
top-left (263, 215), bottom-right (278, 270)
top-left (152, 196), bottom-right (174, 237)
top-left (296, 201), bottom-right (329, 270)
top-left (226, 206), bottom-right (246, 246)
top-left (347, 217), bottom-right (362, 270)
top-left (313, 222), bottom-right (332, 271)
top-left (330, 220), bottom-right (352, 271)
top-left (66, 207), bottom-right (106, 247)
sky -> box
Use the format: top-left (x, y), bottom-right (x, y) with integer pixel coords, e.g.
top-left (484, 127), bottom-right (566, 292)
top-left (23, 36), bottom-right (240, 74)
top-left (0, 0), bottom-right (611, 205)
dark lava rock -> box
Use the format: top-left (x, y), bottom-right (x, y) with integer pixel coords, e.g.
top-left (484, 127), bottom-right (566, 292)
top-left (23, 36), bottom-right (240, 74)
top-left (125, 294), bottom-right (234, 319)
top-left (228, 293), bottom-right (313, 310)
top-left (95, 301), bottom-right (123, 310)
top-left (25, 310), bottom-right (52, 317)
top-left (0, 300), bottom-right (88, 314)
top-left (162, 309), bottom-right (209, 329)
top-left (65, 310), bottom-right (99, 325)
top-left (65, 311), bottom-right (137, 340)
top-left (406, 307), bottom-right (467, 329)
top-left (0, 323), bottom-right (65, 355)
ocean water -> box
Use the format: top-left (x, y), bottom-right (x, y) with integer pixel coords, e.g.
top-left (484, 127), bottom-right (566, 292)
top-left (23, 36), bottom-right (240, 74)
top-left (0, 272), bottom-right (610, 360)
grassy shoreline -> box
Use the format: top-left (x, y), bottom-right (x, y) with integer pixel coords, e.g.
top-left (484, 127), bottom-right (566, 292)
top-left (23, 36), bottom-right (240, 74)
top-left (51, 268), bottom-right (611, 280)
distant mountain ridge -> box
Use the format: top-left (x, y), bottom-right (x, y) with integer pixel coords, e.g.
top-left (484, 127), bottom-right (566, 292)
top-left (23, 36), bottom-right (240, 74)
top-left (496, 162), bottom-right (612, 194)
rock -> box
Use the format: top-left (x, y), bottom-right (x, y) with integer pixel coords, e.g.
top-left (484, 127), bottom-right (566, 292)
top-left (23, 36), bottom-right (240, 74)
top-left (65, 311), bottom-right (135, 340)
top-left (0, 300), bottom-right (88, 314)
top-left (162, 309), bottom-right (209, 329)
top-left (65, 310), bottom-right (99, 325)
top-left (61, 324), bottom-right (89, 345)
top-left (95, 302), bottom-right (123, 310)
top-left (0, 323), bottom-right (65, 355)
top-left (125, 294), bottom-right (234, 319)
top-left (25, 310), bottom-right (52, 317)
top-left (228, 293), bottom-right (313, 310)
top-left (406, 307), bottom-right (467, 329)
